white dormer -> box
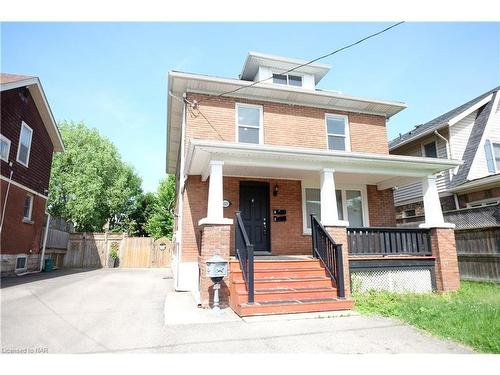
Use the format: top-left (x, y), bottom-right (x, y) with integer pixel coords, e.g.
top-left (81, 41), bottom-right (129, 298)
top-left (239, 52), bottom-right (331, 90)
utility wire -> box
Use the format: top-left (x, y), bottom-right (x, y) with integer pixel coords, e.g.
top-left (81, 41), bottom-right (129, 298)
top-left (198, 21), bottom-right (405, 104)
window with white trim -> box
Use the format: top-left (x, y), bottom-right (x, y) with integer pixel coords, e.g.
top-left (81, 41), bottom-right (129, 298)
top-left (467, 198), bottom-right (500, 208)
top-left (236, 103), bottom-right (262, 144)
top-left (272, 73), bottom-right (302, 87)
top-left (15, 255), bottom-right (28, 272)
top-left (1, 134), bottom-right (11, 162)
top-left (16, 122), bottom-right (33, 167)
top-left (23, 194), bottom-right (33, 221)
top-left (304, 187), bottom-right (365, 230)
top-left (493, 142), bottom-right (500, 172)
top-left (326, 114), bottom-right (350, 151)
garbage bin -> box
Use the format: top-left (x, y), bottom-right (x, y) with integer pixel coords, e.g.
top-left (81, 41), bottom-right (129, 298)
top-left (44, 258), bottom-right (54, 272)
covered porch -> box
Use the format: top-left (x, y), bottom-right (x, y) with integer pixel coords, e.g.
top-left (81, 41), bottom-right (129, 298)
top-left (182, 140), bottom-right (462, 314)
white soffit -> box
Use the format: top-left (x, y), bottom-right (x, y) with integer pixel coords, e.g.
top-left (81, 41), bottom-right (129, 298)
top-left (185, 140), bottom-right (462, 187)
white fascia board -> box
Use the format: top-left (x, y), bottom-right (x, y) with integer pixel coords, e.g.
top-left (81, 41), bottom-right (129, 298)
top-left (168, 71), bottom-right (407, 116)
top-left (449, 173), bottom-right (500, 193)
top-left (185, 140), bottom-right (462, 179)
top-left (1, 77), bottom-right (64, 152)
top-left (448, 94), bottom-right (493, 126)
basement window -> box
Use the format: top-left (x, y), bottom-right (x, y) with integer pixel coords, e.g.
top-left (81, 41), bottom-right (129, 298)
top-left (15, 255), bottom-right (28, 273)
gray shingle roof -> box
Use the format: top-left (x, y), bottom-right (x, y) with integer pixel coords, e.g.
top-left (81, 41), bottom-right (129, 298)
top-left (452, 92), bottom-right (497, 187)
top-left (389, 86), bottom-right (500, 150)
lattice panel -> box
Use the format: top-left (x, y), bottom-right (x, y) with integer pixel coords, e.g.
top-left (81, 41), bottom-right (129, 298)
top-left (351, 268), bottom-right (433, 293)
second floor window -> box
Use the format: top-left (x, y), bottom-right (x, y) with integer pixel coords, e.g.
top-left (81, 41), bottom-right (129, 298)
top-left (236, 103), bottom-right (262, 144)
top-left (423, 141), bottom-right (438, 158)
top-left (326, 114), bottom-right (350, 151)
top-left (485, 139), bottom-right (500, 173)
top-left (0, 134), bottom-right (11, 162)
top-left (17, 122), bottom-right (33, 167)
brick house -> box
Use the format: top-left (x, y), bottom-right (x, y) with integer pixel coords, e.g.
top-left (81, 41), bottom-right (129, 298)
top-left (1, 74), bottom-right (64, 276)
top-left (167, 52), bottom-right (462, 316)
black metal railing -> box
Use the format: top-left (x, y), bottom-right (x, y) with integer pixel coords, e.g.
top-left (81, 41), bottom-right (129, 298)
top-left (310, 215), bottom-right (345, 299)
top-left (235, 211), bottom-right (254, 304)
top-left (347, 227), bottom-right (432, 256)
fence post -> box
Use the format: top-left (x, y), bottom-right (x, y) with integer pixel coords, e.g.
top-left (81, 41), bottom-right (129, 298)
top-left (335, 245), bottom-right (346, 299)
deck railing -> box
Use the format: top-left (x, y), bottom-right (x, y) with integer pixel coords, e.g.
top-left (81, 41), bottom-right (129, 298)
top-left (235, 211), bottom-right (254, 304)
top-left (347, 227), bottom-right (432, 256)
top-left (310, 215), bottom-right (345, 299)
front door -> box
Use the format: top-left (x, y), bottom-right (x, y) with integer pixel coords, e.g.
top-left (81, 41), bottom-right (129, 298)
top-left (239, 182), bottom-right (270, 252)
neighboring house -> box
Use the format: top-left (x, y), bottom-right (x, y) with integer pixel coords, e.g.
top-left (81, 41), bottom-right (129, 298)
top-left (389, 86), bottom-right (500, 282)
top-left (166, 52), bottom-right (462, 316)
top-left (0, 74), bottom-right (64, 276)
top-left (390, 86), bottom-right (500, 218)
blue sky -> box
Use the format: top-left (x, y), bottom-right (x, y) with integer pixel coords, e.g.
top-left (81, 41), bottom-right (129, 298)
top-left (1, 22), bottom-right (498, 192)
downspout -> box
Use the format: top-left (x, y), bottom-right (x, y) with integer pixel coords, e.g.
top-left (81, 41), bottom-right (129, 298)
top-left (0, 167), bottom-right (14, 233)
top-left (16, 210), bottom-right (51, 276)
top-left (434, 129), bottom-right (457, 209)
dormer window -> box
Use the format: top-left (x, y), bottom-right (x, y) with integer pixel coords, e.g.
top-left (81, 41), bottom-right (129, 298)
top-left (272, 73), bottom-right (302, 87)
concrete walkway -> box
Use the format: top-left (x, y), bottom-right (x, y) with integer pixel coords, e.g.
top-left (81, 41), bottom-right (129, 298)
top-left (0, 268), bottom-right (473, 354)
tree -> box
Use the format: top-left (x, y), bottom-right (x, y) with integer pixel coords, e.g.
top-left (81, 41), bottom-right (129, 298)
top-left (110, 191), bottom-right (157, 236)
top-left (48, 121), bottom-right (142, 232)
top-left (145, 175), bottom-right (176, 240)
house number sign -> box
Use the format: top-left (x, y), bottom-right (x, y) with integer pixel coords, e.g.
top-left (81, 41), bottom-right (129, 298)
top-left (223, 199), bottom-right (231, 208)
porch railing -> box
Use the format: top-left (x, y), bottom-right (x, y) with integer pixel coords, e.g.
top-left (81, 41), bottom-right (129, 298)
top-left (235, 211), bottom-right (254, 304)
top-left (310, 215), bottom-right (345, 299)
top-left (347, 227), bottom-right (432, 256)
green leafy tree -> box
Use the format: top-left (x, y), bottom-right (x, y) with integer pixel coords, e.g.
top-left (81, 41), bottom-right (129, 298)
top-left (48, 121), bottom-right (142, 232)
top-left (111, 192), bottom-right (157, 236)
top-left (145, 175), bottom-right (176, 239)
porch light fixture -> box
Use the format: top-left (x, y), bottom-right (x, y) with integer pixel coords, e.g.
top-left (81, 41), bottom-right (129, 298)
top-left (273, 184), bottom-right (279, 196)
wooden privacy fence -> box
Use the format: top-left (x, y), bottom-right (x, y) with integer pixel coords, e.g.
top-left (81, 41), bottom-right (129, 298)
top-left (64, 233), bottom-right (171, 268)
top-left (456, 227), bottom-right (500, 282)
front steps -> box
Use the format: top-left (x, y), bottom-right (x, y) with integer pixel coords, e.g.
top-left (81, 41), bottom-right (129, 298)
top-left (229, 256), bottom-right (354, 316)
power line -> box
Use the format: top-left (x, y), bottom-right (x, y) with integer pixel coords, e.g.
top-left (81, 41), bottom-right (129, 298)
top-left (199, 21), bottom-right (405, 103)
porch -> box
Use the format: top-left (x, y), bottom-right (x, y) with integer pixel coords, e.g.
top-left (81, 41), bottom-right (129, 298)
top-left (177, 140), bottom-right (462, 315)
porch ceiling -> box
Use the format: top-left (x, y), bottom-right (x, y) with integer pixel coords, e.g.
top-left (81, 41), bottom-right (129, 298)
top-left (185, 140), bottom-right (462, 190)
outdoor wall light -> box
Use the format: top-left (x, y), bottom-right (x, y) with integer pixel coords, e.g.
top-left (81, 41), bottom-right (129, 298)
top-left (273, 184), bottom-right (279, 196)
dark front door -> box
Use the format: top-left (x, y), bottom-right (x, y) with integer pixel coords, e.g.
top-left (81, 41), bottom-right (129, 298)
top-left (239, 182), bottom-right (270, 252)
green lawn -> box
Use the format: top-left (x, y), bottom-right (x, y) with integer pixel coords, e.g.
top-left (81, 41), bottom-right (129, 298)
top-left (353, 281), bottom-right (500, 353)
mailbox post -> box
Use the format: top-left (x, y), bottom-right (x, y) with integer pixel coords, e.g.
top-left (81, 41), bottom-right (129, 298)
top-left (206, 254), bottom-right (228, 311)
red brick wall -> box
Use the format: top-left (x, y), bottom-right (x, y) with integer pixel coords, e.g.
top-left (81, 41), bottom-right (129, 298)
top-left (1, 88), bottom-right (55, 195)
top-left (367, 185), bottom-right (396, 226)
top-left (181, 176), bottom-right (312, 262)
top-left (185, 93), bottom-right (389, 155)
top-left (0, 180), bottom-right (47, 255)
top-left (431, 228), bottom-right (460, 291)
top-left (179, 177), bottom-right (400, 262)
top-left (198, 224), bottom-right (231, 308)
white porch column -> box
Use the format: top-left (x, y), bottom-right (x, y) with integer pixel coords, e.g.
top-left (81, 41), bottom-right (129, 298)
top-left (320, 168), bottom-right (349, 227)
top-left (419, 175), bottom-right (454, 229)
top-left (199, 160), bottom-right (233, 226)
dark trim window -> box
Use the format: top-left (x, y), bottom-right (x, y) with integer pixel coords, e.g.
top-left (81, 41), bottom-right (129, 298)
top-left (23, 194), bottom-right (33, 221)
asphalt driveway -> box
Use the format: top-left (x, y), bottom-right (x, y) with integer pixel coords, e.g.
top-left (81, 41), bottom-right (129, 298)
top-left (0, 268), bottom-right (473, 354)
